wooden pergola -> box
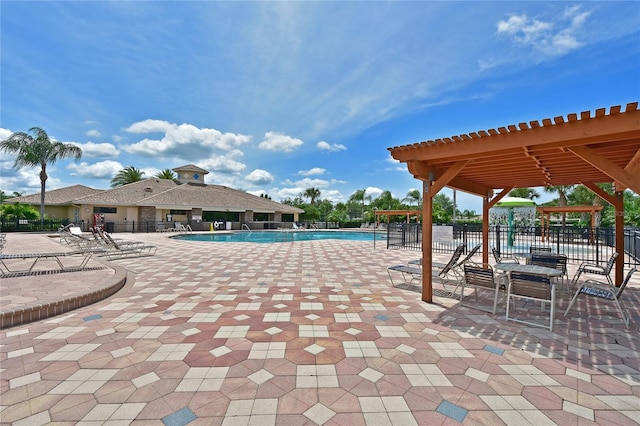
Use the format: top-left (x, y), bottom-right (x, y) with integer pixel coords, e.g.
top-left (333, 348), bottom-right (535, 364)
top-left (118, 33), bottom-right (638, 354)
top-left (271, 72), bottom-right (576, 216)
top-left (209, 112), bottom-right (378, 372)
top-left (388, 102), bottom-right (640, 303)
top-left (374, 209), bottom-right (421, 226)
top-left (536, 205), bottom-right (603, 243)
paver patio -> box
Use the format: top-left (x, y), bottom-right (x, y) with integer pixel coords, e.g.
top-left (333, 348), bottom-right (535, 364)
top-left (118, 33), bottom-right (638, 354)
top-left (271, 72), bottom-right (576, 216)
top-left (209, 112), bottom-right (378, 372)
top-left (1, 232), bottom-right (638, 425)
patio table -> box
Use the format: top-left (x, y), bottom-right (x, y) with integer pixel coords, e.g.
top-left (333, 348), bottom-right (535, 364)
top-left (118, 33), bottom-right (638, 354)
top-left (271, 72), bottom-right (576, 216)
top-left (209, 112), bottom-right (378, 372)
top-left (494, 263), bottom-right (562, 278)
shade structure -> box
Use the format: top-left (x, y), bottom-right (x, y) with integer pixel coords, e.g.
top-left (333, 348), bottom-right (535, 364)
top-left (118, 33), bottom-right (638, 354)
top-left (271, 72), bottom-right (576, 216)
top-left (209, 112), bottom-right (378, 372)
top-left (495, 197), bottom-right (536, 207)
top-left (388, 103), bottom-right (640, 302)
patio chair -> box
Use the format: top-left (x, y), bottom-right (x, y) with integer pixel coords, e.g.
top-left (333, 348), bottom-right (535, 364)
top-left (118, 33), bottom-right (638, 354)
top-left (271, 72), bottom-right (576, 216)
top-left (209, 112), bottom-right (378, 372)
top-left (460, 264), bottom-right (504, 314)
top-left (529, 253), bottom-right (568, 291)
top-left (491, 247), bottom-right (519, 264)
top-left (529, 246), bottom-right (551, 253)
top-left (570, 252), bottom-right (618, 290)
top-left (564, 267), bottom-right (636, 328)
top-left (506, 271), bottom-right (555, 331)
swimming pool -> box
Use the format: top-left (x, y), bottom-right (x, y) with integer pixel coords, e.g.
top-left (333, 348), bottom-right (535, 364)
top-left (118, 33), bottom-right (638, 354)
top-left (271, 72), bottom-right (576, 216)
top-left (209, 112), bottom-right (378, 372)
top-left (171, 230), bottom-right (385, 243)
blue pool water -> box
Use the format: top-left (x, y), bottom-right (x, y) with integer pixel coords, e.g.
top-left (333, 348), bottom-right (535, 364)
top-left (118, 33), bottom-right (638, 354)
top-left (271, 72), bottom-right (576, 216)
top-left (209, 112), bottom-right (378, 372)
top-left (171, 230), bottom-right (385, 243)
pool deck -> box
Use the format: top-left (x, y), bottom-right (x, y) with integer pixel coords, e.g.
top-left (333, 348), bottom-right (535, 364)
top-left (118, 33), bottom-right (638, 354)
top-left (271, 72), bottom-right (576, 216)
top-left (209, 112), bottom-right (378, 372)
top-left (1, 232), bottom-right (639, 425)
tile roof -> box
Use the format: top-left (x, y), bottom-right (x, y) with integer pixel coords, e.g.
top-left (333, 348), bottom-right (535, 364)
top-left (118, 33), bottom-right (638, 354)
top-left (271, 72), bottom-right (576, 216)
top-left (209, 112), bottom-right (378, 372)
top-left (138, 182), bottom-right (304, 213)
top-left (72, 179), bottom-right (179, 205)
top-left (8, 185), bottom-right (102, 205)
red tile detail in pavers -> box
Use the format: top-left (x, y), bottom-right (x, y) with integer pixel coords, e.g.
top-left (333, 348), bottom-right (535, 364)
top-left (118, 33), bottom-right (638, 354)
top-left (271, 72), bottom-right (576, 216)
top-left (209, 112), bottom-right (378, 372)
top-left (325, 412), bottom-right (367, 426)
top-left (315, 349), bottom-right (345, 365)
top-left (375, 377), bottom-right (412, 396)
top-left (0, 400), bottom-right (47, 424)
top-left (545, 408), bottom-right (585, 424)
top-left (284, 349), bottom-right (316, 365)
top-left (219, 378), bottom-right (258, 400)
top-left (262, 357), bottom-right (295, 374)
top-left (591, 374), bottom-right (634, 395)
top-left (275, 414), bottom-right (315, 425)
top-left (595, 409), bottom-right (640, 425)
top-left (487, 375), bottom-right (525, 395)
top-left (465, 379), bottom-right (499, 396)
top-left (412, 410), bottom-right (449, 426)
top-left (342, 377), bottom-right (380, 397)
top-left (94, 381), bottom-right (136, 403)
top-left (190, 391), bottom-right (229, 415)
top-left (278, 389), bottom-right (319, 414)
top-left (48, 394), bottom-right (97, 422)
top-left (463, 409), bottom-right (508, 425)
top-left (255, 379), bottom-right (295, 399)
top-left (149, 378), bottom-right (182, 397)
top-left (136, 396), bottom-right (176, 420)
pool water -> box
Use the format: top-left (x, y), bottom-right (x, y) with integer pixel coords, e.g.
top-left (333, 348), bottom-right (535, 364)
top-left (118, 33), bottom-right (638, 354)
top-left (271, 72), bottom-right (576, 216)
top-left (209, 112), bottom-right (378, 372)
top-left (171, 230), bottom-right (385, 243)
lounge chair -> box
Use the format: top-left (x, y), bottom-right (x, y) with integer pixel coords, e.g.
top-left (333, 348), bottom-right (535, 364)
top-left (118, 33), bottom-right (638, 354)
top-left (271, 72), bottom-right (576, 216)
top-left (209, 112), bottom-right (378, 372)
top-left (1, 250), bottom-right (96, 278)
top-left (390, 243), bottom-right (467, 296)
top-left (96, 229), bottom-right (157, 259)
top-left (491, 247), bottom-right (519, 264)
top-left (506, 271), bottom-right (555, 331)
top-left (564, 267), bottom-right (636, 328)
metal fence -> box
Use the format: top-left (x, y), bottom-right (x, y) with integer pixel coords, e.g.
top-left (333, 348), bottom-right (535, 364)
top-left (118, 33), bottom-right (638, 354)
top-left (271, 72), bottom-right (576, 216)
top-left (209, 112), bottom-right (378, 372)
top-left (386, 223), bottom-right (639, 266)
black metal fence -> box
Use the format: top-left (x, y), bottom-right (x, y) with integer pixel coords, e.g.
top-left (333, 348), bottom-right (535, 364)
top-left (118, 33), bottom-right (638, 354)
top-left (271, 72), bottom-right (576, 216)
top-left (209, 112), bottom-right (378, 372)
top-left (386, 223), bottom-right (639, 266)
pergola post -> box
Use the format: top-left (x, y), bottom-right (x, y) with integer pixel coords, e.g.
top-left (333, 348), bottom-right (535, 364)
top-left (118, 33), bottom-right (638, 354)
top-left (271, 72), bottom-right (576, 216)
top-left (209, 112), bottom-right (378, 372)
top-left (421, 179), bottom-right (433, 303)
top-left (614, 190), bottom-right (625, 286)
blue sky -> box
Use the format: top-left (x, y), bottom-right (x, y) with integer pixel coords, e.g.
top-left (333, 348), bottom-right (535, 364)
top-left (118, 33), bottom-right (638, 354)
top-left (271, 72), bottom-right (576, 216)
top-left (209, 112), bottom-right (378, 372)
top-left (1, 1), bottom-right (639, 213)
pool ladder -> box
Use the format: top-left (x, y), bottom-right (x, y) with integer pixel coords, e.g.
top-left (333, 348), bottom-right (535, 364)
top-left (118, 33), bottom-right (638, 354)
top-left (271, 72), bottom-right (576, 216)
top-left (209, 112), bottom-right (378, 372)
top-left (242, 224), bottom-right (252, 234)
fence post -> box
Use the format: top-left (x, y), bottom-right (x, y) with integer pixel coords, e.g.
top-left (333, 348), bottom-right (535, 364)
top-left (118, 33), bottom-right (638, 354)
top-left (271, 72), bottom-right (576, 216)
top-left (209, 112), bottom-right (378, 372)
top-left (495, 225), bottom-right (501, 255)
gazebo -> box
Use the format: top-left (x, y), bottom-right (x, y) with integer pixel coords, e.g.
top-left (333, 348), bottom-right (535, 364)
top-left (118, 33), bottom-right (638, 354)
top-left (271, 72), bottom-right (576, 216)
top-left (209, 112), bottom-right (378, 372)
top-left (388, 103), bottom-right (640, 303)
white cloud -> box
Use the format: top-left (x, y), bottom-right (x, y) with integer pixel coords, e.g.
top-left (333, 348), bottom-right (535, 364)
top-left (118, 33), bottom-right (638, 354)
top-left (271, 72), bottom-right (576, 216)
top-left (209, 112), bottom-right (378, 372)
top-left (0, 128), bottom-right (13, 139)
top-left (122, 119), bottom-right (252, 159)
top-left (86, 129), bottom-right (102, 138)
top-left (298, 167), bottom-right (326, 176)
top-left (365, 186), bottom-right (383, 198)
top-left (497, 6), bottom-right (590, 56)
top-left (245, 169), bottom-right (274, 185)
top-left (317, 141), bottom-right (347, 152)
top-left (200, 156), bottom-right (247, 174)
top-left (72, 141), bottom-right (120, 158)
top-left (67, 160), bottom-right (123, 179)
top-left (258, 131), bottom-right (303, 153)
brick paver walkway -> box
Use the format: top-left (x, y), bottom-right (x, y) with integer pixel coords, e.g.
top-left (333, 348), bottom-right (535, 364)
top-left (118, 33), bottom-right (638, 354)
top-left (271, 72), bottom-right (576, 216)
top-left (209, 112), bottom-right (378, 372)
top-left (1, 232), bottom-right (638, 425)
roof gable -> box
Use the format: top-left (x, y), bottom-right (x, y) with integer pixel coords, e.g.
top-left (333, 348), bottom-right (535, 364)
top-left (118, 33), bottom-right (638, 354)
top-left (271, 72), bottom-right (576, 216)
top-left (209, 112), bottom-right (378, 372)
top-left (9, 185), bottom-right (102, 205)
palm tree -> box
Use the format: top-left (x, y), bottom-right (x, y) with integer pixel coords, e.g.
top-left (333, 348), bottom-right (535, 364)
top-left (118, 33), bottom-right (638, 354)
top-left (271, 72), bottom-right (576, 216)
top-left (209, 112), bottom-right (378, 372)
top-left (544, 185), bottom-right (574, 227)
top-left (155, 169), bottom-right (176, 180)
top-left (509, 187), bottom-right (540, 200)
top-left (402, 189), bottom-right (422, 207)
top-left (303, 187), bottom-right (321, 205)
top-left (349, 188), bottom-right (370, 218)
top-left (0, 127), bottom-right (82, 229)
top-left (111, 166), bottom-right (145, 187)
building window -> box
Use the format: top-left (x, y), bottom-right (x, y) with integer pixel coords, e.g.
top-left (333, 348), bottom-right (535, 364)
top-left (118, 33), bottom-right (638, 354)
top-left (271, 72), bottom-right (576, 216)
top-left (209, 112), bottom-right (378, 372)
top-left (170, 210), bottom-right (188, 215)
top-left (93, 207), bottom-right (117, 214)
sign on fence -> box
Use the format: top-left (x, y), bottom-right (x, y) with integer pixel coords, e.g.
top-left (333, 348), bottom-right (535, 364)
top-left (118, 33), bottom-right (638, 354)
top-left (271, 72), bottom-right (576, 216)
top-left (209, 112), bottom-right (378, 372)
top-left (433, 225), bottom-right (453, 243)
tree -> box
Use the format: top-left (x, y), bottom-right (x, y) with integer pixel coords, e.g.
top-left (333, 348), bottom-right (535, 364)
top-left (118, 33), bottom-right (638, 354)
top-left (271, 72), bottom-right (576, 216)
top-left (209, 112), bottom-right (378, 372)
top-left (432, 193), bottom-right (454, 223)
top-left (111, 166), bottom-right (145, 187)
top-left (349, 189), bottom-right (371, 219)
top-left (303, 187), bottom-right (321, 205)
top-left (402, 189), bottom-right (422, 207)
top-left (0, 127), bottom-right (82, 229)
top-left (155, 169), bottom-right (176, 180)
top-left (544, 185), bottom-right (574, 227)
top-left (509, 187), bottom-right (540, 200)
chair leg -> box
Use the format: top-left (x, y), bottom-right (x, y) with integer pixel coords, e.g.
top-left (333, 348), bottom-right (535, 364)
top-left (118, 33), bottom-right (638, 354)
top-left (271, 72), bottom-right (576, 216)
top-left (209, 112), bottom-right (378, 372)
top-left (564, 286), bottom-right (583, 316)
